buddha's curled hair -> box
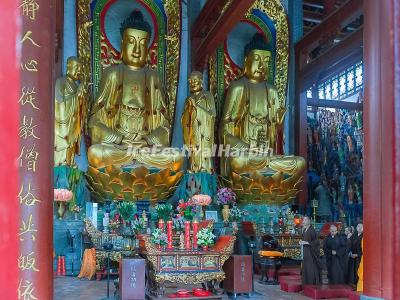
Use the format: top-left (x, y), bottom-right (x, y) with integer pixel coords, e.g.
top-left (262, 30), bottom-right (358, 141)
top-left (244, 32), bottom-right (272, 56)
top-left (120, 10), bottom-right (152, 38)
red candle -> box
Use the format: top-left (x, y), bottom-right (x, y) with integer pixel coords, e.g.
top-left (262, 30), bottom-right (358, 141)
top-left (192, 219), bottom-right (199, 249)
top-left (185, 221), bottom-right (191, 250)
top-left (167, 220), bottom-right (173, 249)
top-left (158, 219), bottom-right (165, 231)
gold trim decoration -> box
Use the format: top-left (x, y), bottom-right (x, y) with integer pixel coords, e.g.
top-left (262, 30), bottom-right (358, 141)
top-left (77, 0), bottom-right (92, 133)
top-left (164, 0), bottom-right (181, 122)
top-left (155, 271), bottom-right (225, 284)
top-left (86, 165), bottom-right (183, 203)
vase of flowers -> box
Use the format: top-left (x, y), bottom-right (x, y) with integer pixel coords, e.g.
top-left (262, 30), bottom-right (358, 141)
top-left (216, 188), bottom-right (236, 222)
top-left (192, 194), bottom-right (212, 220)
top-left (151, 228), bottom-right (168, 249)
top-left (109, 218), bottom-right (121, 234)
top-left (71, 204), bottom-right (81, 220)
top-left (177, 199), bottom-right (197, 221)
top-left (229, 206), bottom-right (246, 230)
top-left (54, 189), bottom-right (73, 220)
top-left (196, 227), bottom-right (215, 251)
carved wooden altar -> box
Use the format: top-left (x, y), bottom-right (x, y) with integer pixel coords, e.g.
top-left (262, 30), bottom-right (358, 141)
top-left (139, 235), bottom-right (236, 297)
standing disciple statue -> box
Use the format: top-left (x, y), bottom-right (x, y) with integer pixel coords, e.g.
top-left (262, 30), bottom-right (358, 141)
top-left (219, 33), bottom-right (305, 180)
top-left (54, 57), bottom-right (86, 166)
top-left (87, 11), bottom-right (182, 170)
top-left (181, 71), bottom-right (216, 172)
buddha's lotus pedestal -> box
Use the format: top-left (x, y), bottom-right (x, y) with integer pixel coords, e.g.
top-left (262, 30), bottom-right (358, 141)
top-left (220, 170), bottom-right (303, 206)
top-left (86, 165), bottom-right (183, 204)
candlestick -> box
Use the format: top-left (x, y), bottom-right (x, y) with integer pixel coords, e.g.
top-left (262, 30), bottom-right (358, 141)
top-left (158, 219), bottom-right (165, 231)
top-left (167, 220), bottom-right (173, 249)
top-left (185, 221), bottom-right (191, 250)
top-left (192, 219), bottom-right (199, 249)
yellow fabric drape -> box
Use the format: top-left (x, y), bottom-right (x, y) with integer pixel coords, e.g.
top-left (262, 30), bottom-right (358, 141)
top-left (78, 248), bottom-right (97, 280)
top-left (357, 238), bottom-right (363, 292)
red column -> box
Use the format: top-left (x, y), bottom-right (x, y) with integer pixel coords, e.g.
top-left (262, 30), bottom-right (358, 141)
top-left (0, 1), bottom-right (20, 299)
top-left (364, 0), bottom-right (399, 299)
top-left (17, 0), bottom-right (54, 299)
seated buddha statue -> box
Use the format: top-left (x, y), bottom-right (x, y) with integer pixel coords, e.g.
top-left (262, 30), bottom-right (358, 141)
top-left (88, 11), bottom-right (183, 171)
top-left (220, 33), bottom-right (305, 188)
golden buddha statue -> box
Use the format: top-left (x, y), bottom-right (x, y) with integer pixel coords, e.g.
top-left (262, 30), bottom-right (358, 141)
top-left (181, 71), bottom-right (216, 172)
top-left (87, 11), bottom-right (182, 171)
top-left (220, 33), bottom-right (305, 204)
top-left (54, 56), bottom-right (85, 166)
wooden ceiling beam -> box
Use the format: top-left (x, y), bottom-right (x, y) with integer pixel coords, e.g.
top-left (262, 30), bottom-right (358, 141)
top-left (296, 0), bottom-right (363, 56)
top-left (303, 0), bottom-right (325, 9)
top-left (303, 10), bottom-right (324, 23)
top-left (298, 27), bottom-right (363, 89)
top-left (307, 97), bottom-right (363, 110)
top-left (192, 0), bottom-right (256, 70)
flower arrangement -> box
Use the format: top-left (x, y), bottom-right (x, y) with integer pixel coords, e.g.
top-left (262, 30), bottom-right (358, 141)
top-left (54, 189), bottom-right (73, 202)
top-left (229, 206), bottom-right (246, 222)
top-left (117, 202), bottom-right (136, 223)
top-left (192, 194), bottom-right (212, 206)
top-left (131, 216), bottom-right (146, 233)
top-left (172, 214), bottom-right (185, 232)
top-left (155, 203), bottom-right (173, 221)
top-left (150, 228), bottom-right (168, 246)
top-left (177, 199), bottom-right (197, 221)
top-left (70, 204), bottom-right (81, 214)
top-left (196, 227), bottom-right (216, 247)
top-left (216, 187), bottom-right (236, 206)
top-left (109, 218), bottom-right (121, 233)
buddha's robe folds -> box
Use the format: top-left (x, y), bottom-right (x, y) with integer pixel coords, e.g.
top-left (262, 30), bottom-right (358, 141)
top-left (88, 65), bottom-right (182, 171)
top-left (220, 76), bottom-right (305, 177)
top-left (54, 77), bottom-right (82, 166)
top-left (182, 91), bottom-right (216, 172)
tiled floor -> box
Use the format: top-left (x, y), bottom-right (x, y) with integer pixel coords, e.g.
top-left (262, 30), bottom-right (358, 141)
top-left (54, 275), bottom-right (348, 300)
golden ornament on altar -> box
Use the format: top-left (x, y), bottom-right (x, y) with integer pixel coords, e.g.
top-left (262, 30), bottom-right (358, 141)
top-left (219, 33), bottom-right (305, 205)
top-left (181, 71), bottom-right (216, 172)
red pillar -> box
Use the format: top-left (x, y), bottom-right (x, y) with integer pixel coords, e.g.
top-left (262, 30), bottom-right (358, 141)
top-left (363, 0), bottom-right (400, 299)
top-left (17, 0), bottom-right (54, 299)
top-left (0, 0), bottom-right (20, 299)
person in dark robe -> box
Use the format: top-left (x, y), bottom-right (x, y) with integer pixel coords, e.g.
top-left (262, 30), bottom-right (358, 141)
top-left (348, 223), bottom-right (363, 286)
top-left (300, 216), bottom-right (322, 285)
top-left (323, 225), bottom-right (348, 284)
top-left (343, 226), bottom-right (354, 283)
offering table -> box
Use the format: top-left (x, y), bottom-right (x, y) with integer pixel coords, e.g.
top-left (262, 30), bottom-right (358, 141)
top-left (139, 235), bottom-right (236, 297)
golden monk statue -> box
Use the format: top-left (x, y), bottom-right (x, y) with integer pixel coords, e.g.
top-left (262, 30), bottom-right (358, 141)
top-left (182, 71), bottom-right (216, 172)
top-left (87, 11), bottom-right (182, 171)
top-left (220, 33), bottom-right (305, 194)
top-left (55, 57), bottom-right (85, 166)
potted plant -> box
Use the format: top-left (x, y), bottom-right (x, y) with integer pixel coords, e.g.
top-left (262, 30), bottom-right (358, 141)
top-left (229, 206), bottom-right (246, 230)
top-left (196, 227), bottom-right (216, 251)
top-left (117, 202), bottom-right (136, 236)
top-left (150, 228), bottom-right (168, 249)
top-left (216, 188), bottom-right (236, 222)
top-left (155, 203), bottom-right (173, 221)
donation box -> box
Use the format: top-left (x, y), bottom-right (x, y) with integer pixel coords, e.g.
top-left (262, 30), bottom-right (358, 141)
top-left (223, 255), bottom-right (253, 294)
top-left (119, 258), bottom-right (145, 300)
